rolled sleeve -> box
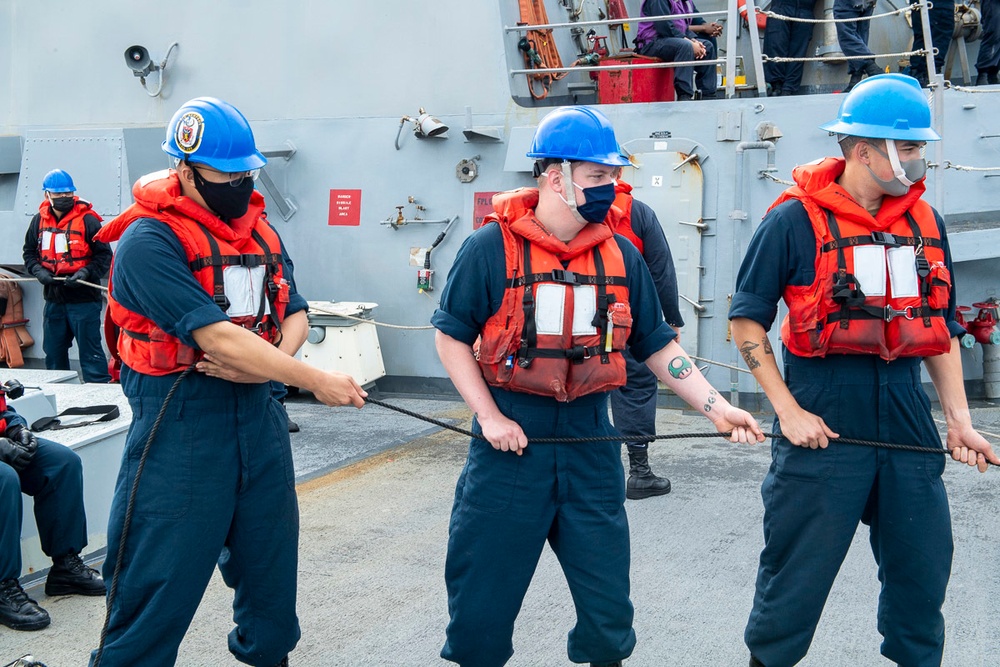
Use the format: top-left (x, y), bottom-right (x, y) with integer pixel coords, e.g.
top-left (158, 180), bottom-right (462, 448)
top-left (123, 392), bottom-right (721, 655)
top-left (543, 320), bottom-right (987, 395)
top-left (112, 219), bottom-right (229, 349)
top-left (432, 224), bottom-right (505, 345)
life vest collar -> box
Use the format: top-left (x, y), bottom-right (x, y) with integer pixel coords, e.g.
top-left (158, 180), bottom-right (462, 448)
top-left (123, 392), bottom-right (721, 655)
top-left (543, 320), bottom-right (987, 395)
top-left (489, 187), bottom-right (613, 260)
top-left (96, 170), bottom-right (265, 244)
top-left (777, 157), bottom-right (926, 231)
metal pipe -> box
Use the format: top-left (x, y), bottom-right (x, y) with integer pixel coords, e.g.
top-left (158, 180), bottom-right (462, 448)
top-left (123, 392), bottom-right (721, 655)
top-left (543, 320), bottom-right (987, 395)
top-left (918, 0), bottom-right (936, 83)
top-left (510, 59), bottom-right (724, 77)
top-left (728, 141), bottom-right (777, 408)
top-left (504, 11), bottom-right (727, 33)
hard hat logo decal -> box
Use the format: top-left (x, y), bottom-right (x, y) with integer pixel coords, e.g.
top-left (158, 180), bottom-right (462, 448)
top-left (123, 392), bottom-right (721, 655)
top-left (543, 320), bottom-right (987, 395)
top-left (176, 112), bottom-right (204, 154)
top-left (668, 356), bottom-right (692, 379)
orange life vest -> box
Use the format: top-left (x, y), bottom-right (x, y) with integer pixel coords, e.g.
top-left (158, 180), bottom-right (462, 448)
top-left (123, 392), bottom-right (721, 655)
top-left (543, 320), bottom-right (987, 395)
top-left (36, 197), bottom-right (101, 275)
top-left (610, 181), bottom-right (644, 255)
top-left (776, 158), bottom-right (952, 361)
top-left (477, 188), bottom-right (632, 402)
top-left (96, 170), bottom-right (289, 376)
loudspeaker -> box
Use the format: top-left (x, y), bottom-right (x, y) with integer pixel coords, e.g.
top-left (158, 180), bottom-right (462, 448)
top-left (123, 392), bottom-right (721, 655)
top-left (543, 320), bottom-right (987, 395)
top-left (124, 45), bottom-right (157, 78)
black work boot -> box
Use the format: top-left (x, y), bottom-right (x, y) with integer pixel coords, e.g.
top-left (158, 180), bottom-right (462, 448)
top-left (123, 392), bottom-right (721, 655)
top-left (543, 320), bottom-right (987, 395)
top-left (844, 70), bottom-right (864, 92)
top-left (750, 656), bottom-right (766, 667)
top-left (977, 71), bottom-right (989, 86)
top-left (44, 553), bottom-right (106, 597)
top-left (989, 69), bottom-right (1000, 85)
top-left (626, 446), bottom-right (671, 500)
top-left (591, 662), bottom-right (623, 667)
top-left (271, 658), bottom-right (288, 667)
top-left (863, 61), bottom-right (883, 78)
top-left (0, 578), bottom-right (50, 631)
top-left (3, 657), bottom-right (49, 667)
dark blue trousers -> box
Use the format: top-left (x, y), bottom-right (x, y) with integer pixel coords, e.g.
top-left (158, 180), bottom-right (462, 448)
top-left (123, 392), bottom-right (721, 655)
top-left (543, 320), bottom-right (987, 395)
top-left (91, 378), bottom-right (299, 667)
top-left (910, 0), bottom-right (956, 79)
top-left (833, 0), bottom-right (877, 74)
top-left (610, 348), bottom-right (658, 451)
top-left (763, 0), bottom-right (816, 93)
top-left (638, 36), bottom-right (718, 97)
top-left (441, 389), bottom-right (635, 667)
top-left (43, 300), bottom-right (111, 383)
top-left (977, 0), bottom-right (1000, 73)
top-left (745, 354), bottom-right (952, 667)
top-left (0, 439), bottom-right (87, 580)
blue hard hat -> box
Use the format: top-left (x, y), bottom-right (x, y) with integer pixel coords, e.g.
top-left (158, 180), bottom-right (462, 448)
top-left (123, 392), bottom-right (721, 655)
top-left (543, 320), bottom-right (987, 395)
top-left (162, 97), bottom-right (267, 172)
top-left (527, 106), bottom-right (631, 166)
top-left (42, 169), bottom-right (76, 193)
top-left (819, 73), bottom-right (941, 141)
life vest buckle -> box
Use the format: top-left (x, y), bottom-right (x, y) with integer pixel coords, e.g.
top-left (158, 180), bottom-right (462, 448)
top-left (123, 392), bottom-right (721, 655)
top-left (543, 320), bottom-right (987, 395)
top-left (566, 345), bottom-right (589, 361)
top-left (550, 269), bottom-right (576, 284)
top-left (870, 231), bottom-right (900, 247)
top-left (884, 305), bottom-right (916, 322)
top-left (240, 253), bottom-right (262, 268)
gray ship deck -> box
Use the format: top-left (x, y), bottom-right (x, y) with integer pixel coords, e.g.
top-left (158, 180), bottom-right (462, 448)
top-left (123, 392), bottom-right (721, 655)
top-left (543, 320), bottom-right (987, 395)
top-left (3, 394), bottom-right (1000, 667)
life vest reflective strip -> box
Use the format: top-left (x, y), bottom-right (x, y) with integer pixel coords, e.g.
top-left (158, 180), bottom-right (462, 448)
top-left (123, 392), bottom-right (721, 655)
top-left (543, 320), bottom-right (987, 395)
top-left (781, 202), bottom-right (952, 361)
top-left (99, 175), bottom-right (288, 377)
top-left (610, 183), bottom-right (645, 255)
top-left (477, 190), bottom-right (632, 402)
top-left (36, 199), bottom-right (100, 275)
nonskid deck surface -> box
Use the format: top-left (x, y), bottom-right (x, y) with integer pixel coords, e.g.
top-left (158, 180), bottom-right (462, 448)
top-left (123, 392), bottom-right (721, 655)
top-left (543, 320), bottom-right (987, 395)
top-left (3, 397), bottom-right (1000, 666)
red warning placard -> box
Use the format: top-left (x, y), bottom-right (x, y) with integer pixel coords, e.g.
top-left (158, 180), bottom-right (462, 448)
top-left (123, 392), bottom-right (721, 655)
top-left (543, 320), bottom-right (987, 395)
top-left (473, 191), bottom-right (501, 230)
top-left (328, 189), bottom-right (362, 226)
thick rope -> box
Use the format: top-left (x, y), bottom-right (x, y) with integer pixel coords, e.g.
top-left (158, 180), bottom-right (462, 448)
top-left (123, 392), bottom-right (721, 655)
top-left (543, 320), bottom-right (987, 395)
top-left (1, 275), bottom-right (106, 291)
top-left (760, 171), bottom-right (794, 186)
top-left (941, 161), bottom-right (1000, 172)
top-left (945, 81), bottom-right (1000, 93)
top-left (364, 397), bottom-right (998, 466)
top-left (762, 3), bottom-right (920, 24)
top-left (763, 50), bottom-right (924, 63)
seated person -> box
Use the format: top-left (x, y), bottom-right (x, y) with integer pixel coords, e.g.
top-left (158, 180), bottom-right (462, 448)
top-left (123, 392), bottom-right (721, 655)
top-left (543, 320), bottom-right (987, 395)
top-left (0, 402), bottom-right (105, 632)
top-left (635, 0), bottom-right (719, 100)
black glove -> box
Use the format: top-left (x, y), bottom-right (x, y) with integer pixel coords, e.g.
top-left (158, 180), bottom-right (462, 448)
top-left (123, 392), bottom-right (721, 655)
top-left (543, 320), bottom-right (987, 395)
top-left (30, 265), bottom-right (57, 286)
top-left (64, 268), bottom-right (88, 287)
top-left (6, 424), bottom-right (37, 454)
top-left (0, 436), bottom-right (32, 471)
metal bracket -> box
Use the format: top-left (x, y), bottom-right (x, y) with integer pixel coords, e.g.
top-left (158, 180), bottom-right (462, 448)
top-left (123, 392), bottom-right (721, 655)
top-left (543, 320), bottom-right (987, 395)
top-left (257, 142), bottom-right (298, 220)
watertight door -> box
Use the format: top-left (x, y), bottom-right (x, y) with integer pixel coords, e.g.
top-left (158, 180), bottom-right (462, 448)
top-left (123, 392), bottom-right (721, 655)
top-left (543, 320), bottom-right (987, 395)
top-left (619, 150), bottom-right (704, 356)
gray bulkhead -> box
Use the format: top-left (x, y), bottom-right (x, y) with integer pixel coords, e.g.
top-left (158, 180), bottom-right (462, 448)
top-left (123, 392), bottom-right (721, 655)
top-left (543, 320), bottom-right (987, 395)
top-left (0, 0), bottom-right (998, 399)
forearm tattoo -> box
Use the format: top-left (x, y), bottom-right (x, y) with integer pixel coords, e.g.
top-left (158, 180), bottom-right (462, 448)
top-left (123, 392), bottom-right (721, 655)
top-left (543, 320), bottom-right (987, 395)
top-left (739, 341), bottom-right (761, 370)
top-left (763, 337), bottom-right (773, 356)
top-left (704, 388), bottom-right (717, 413)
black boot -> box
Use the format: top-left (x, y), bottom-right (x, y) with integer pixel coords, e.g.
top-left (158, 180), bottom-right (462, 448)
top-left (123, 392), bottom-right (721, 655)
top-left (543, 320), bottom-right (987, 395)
top-left (844, 70), bottom-right (864, 93)
top-left (44, 553), bottom-right (106, 597)
top-left (591, 662), bottom-right (623, 667)
top-left (749, 656), bottom-right (766, 667)
top-left (977, 71), bottom-right (989, 86)
top-left (0, 578), bottom-right (50, 631)
top-left (271, 658), bottom-right (288, 667)
top-left (989, 69), bottom-right (1000, 85)
top-left (863, 61), bottom-right (883, 78)
top-left (3, 657), bottom-right (49, 667)
top-left (626, 446), bottom-right (671, 500)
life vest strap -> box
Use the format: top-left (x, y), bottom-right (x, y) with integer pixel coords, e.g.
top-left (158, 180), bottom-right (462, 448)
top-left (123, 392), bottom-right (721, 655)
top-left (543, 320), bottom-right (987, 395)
top-left (509, 270), bottom-right (626, 288)
top-left (826, 305), bottom-right (943, 324)
top-left (821, 233), bottom-right (942, 253)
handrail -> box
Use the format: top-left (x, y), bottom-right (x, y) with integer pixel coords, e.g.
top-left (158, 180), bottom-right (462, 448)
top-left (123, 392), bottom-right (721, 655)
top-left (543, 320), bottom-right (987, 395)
top-left (510, 58), bottom-right (726, 78)
top-left (503, 11), bottom-right (727, 33)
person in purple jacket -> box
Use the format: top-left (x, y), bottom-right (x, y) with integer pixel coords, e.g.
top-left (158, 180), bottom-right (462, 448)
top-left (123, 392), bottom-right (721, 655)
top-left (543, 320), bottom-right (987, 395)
top-left (634, 0), bottom-right (720, 100)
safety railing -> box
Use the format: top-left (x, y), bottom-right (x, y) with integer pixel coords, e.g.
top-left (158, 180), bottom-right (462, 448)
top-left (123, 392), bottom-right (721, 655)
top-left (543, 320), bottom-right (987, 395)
top-left (504, 8), bottom-right (745, 99)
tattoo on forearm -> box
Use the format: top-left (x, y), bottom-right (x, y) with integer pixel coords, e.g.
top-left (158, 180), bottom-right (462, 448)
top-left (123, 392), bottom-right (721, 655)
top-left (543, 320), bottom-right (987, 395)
top-left (667, 356), bottom-right (693, 380)
top-left (739, 341), bottom-right (761, 370)
top-left (762, 337), bottom-right (773, 356)
top-left (704, 391), bottom-right (717, 413)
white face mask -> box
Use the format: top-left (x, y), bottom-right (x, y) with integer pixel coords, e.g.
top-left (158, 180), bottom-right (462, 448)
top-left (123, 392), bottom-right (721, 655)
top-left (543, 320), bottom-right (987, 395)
top-left (865, 139), bottom-right (927, 197)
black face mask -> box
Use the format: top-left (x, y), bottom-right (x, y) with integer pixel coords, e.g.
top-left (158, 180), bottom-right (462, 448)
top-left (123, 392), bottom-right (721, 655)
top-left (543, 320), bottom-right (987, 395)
top-left (50, 197), bottom-right (75, 213)
top-left (191, 167), bottom-right (255, 221)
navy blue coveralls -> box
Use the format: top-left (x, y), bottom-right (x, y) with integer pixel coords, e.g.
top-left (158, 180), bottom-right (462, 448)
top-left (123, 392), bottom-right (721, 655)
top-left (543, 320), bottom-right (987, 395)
top-left (90, 220), bottom-right (307, 667)
top-left (976, 0), bottom-right (1000, 77)
top-left (636, 0), bottom-right (719, 98)
top-left (729, 198), bottom-right (963, 667)
top-left (610, 198), bottom-right (685, 453)
top-left (431, 222), bottom-right (675, 667)
top-left (833, 0), bottom-right (878, 76)
top-left (22, 208), bottom-right (112, 383)
top-left (763, 0), bottom-right (815, 95)
top-left (909, 0), bottom-right (956, 83)
top-left (1, 405), bottom-right (88, 582)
